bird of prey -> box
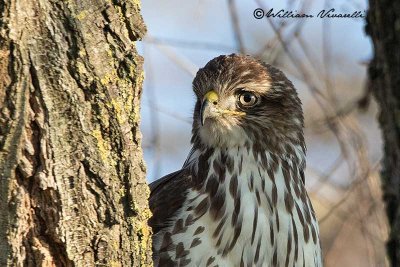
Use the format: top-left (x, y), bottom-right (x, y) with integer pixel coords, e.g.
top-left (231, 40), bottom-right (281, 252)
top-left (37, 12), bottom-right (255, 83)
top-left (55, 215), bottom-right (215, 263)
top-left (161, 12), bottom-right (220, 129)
top-left (149, 54), bottom-right (323, 267)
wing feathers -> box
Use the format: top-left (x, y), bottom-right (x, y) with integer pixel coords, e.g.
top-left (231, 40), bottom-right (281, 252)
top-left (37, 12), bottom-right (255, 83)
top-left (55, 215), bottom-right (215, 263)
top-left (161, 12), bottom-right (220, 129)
top-left (149, 169), bottom-right (192, 235)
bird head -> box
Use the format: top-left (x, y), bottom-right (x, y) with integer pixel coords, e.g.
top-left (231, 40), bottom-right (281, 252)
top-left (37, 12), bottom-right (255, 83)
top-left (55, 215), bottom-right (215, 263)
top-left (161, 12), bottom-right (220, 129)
top-left (191, 54), bottom-right (304, 150)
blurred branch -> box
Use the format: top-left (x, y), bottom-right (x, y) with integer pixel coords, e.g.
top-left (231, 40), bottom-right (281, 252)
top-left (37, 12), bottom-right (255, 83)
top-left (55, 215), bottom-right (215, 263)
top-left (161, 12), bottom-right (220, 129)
top-left (143, 101), bottom-right (192, 124)
top-left (144, 35), bottom-right (235, 52)
top-left (322, 0), bottom-right (337, 105)
top-left (147, 36), bottom-right (198, 77)
top-left (228, 0), bottom-right (245, 54)
top-left (319, 160), bottom-right (380, 224)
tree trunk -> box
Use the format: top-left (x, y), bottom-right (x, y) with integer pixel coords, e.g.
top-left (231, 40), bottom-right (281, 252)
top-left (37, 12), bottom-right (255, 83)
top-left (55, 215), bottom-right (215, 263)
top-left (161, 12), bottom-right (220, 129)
top-left (0, 0), bottom-right (151, 266)
top-left (367, 1), bottom-right (400, 266)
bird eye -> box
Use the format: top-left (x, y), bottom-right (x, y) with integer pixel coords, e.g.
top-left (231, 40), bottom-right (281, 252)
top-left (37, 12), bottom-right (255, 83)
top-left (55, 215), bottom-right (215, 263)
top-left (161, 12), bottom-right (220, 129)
top-left (238, 91), bottom-right (258, 108)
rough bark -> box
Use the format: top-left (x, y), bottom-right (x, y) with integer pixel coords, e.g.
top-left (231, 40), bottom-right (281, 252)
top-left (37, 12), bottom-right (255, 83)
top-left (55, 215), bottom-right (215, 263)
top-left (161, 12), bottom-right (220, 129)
top-left (367, 1), bottom-right (400, 266)
top-left (0, 0), bottom-right (151, 266)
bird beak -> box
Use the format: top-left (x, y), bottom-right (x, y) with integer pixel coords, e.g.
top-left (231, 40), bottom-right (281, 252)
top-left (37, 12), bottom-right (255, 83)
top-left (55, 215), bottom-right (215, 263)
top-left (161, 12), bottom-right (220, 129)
top-left (200, 90), bottom-right (219, 126)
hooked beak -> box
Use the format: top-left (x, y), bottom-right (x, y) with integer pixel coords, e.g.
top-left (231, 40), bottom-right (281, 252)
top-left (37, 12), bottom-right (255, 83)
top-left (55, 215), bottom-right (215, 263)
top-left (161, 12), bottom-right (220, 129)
top-left (200, 90), bottom-right (219, 126)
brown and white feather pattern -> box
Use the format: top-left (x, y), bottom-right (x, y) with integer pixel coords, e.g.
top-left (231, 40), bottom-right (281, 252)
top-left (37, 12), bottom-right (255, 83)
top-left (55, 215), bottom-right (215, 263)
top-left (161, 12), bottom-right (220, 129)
top-left (149, 54), bottom-right (323, 267)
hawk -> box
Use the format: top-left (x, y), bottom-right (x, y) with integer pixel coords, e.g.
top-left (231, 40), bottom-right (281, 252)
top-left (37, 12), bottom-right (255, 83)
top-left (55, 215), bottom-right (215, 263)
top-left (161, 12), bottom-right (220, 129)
top-left (149, 54), bottom-right (323, 267)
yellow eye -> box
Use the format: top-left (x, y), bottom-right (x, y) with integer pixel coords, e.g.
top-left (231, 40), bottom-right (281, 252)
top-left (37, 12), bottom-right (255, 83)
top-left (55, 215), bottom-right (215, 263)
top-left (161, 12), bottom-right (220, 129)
top-left (238, 91), bottom-right (258, 108)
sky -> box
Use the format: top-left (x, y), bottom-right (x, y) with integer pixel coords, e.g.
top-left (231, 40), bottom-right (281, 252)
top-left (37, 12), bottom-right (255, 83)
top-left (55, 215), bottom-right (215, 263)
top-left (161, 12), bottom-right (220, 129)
top-left (137, 0), bottom-right (375, 187)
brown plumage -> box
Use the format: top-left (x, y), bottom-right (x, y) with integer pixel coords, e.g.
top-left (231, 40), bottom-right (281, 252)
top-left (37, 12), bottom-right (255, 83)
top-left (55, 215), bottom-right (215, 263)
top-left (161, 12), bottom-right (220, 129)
top-left (149, 54), bottom-right (322, 266)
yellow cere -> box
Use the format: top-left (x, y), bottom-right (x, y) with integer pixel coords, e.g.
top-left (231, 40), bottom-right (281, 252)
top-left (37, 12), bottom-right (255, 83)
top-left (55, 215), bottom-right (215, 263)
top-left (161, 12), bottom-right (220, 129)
top-left (204, 90), bottom-right (219, 103)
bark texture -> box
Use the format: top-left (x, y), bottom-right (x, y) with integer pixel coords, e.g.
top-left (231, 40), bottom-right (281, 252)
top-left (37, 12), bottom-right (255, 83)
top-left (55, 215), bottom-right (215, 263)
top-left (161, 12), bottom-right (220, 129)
top-left (0, 0), bottom-right (151, 266)
top-left (367, 1), bottom-right (400, 266)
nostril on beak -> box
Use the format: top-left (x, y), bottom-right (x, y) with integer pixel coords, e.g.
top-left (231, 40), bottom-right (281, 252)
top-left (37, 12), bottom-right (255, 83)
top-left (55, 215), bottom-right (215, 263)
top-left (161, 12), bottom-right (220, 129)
top-left (212, 101), bottom-right (218, 105)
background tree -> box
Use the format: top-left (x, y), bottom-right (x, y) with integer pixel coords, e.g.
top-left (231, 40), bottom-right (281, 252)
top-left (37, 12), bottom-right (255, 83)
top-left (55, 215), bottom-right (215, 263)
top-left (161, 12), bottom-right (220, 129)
top-left (0, 0), bottom-right (151, 266)
top-left (367, 1), bottom-right (400, 266)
